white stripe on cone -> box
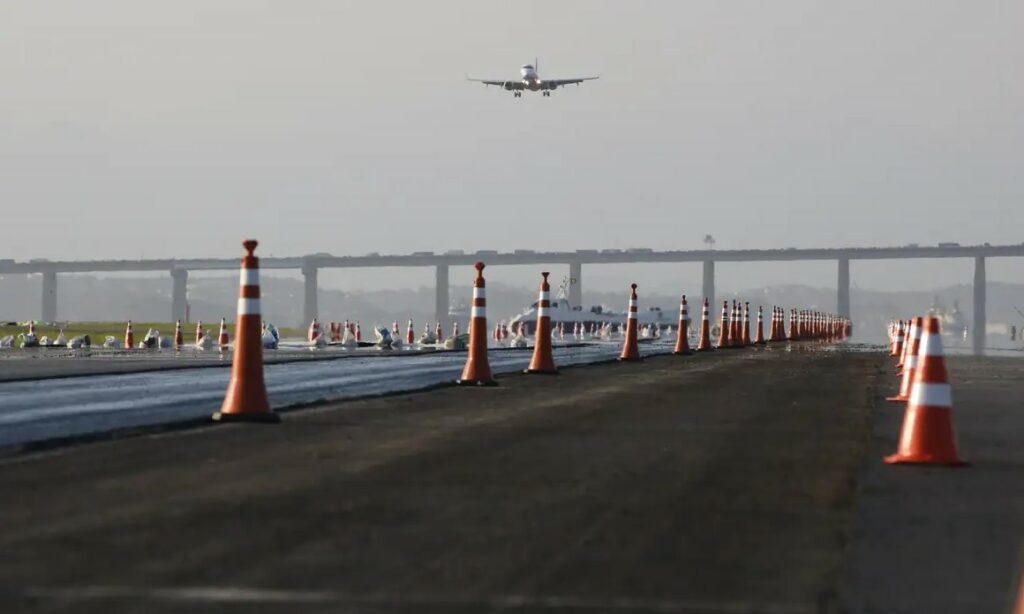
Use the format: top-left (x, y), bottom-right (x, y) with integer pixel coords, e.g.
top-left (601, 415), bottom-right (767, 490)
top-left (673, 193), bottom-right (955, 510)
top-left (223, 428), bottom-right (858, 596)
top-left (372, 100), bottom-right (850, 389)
top-left (237, 298), bottom-right (261, 315)
top-left (908, 382), bottom-right (953, 408)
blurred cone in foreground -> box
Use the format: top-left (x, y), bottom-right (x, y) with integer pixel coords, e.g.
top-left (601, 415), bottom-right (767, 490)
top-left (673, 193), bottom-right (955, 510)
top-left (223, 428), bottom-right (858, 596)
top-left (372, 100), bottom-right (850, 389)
top-left (619, 284), bottom-right (642, 361)
top-left (174, 320), bottom-right (183, 349)
top-left (673, 294), bottom-right (692, 355)
top-left (526, 272), bottom-right (558, 374)
top-left (696, 298), bottom-right (712, 352)
top-left (884, 316), bottom-right (964, 466)
top-left (124, 320), bottom-right (134, 350)
top-left (716, 301), bottom-right (731, 349)
top-left (457, 262), bottom-right (496, 385)
top-left (213, 240), bottom-right (279, 423)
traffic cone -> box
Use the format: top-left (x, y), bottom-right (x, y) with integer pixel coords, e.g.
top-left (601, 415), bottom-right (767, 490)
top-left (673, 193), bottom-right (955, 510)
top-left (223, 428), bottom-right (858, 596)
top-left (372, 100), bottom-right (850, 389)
top-left (457, 262), bottom-right (496, 385)
top-left (174, 320), bottom-right (183, 349)
top-left (406, 319), bottom-right (415, 345)
top-left (896, 320), bottom-right (912, 373)
top-left (124, 320), bottom-right (135, 350)
top-left (526, 272), bottom-right (558, 374)
top-left (213, 240), bottom-right (279, 423)
top-left (732, 301), bottom-right (743, 347)
top-left (754, 306), bottom-right (765, 344)
top-left (673, 294), bottom-right (692, 355)
top-left (218, 317), bottom-right (230, 349)
top-left (696, 298), bottom-right (713, 351)
top-left (435, 321), bottom-right (444, 344)
top-left (788, 309), bottom-right (798, 341)
top-left (307, 318), bottom-right (320, 343)
top-left (453, 320), bottom-right (460, 338)
top-left (355, 322), bottom-right (362, 342)
top-left (716, 301), bottom-right (731, 349)
top-left (885, 316), bottom-right (965, 466)
top-left (195, 321), bottom-right (204, 343)
top-left (888, 316), bottom-right (923, 402)
top-left (741, 302), bottom-right (751, 346)
top-left (619, 284), bottom-right (642, 361)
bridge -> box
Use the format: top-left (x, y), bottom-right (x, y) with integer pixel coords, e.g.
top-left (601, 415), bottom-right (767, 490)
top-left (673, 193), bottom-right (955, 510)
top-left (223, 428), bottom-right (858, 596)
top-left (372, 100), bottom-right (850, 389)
top-left (4, 243), bottom-right (1022, 354)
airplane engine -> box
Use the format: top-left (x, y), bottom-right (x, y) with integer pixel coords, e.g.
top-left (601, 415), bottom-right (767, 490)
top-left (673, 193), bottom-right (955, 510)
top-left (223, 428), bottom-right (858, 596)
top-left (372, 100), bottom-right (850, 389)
top-left (503, 82), bottom-right (515, 91)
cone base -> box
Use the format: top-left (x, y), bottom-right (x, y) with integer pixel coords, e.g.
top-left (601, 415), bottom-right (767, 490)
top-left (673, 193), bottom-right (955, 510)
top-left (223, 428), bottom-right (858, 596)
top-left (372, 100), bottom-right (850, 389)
top-left (673, 350), bottom-right (693, 356)
top-left (885, 395), bottom-right (908, 403)
top-left (695, 347), bottom-right (714, 352)
top-left (524, 368), bottom-right (559, 375)
top-left (618, 356), bottom-right (643, 362)
top-left (456, 379), bottom-right (498, 386)
top-left (884, 453), bottom-right (967, 467)
top-left (211, 411), bottom-right (281, 424)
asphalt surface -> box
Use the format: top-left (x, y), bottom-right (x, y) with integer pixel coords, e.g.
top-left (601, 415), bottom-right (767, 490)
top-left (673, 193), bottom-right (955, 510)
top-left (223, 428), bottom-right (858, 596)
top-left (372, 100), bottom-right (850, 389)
top-left (0, 346), bottom-right (881, 613)
top-left (841, 355), bottom-right (1024, 614)
top-left (4, 347), bottom-right (1022, 613)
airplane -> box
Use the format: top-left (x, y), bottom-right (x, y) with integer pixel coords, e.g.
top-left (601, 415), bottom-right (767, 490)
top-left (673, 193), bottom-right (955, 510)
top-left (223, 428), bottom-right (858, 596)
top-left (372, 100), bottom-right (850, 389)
top-left (466, 59), bottom-right (599, 98)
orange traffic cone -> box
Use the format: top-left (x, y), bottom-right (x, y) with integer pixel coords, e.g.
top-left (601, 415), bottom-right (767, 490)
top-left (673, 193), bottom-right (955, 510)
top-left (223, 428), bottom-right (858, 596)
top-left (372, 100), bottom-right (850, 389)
top-left (716, 301), bottom-right (731, 349)
top-left (526, 272), bottom-right (558, 374)
top-left (696, 298), bottom-right (713, 352)
top-left (888, 317), bottom-right (922, 402)
top-left (218, 317), bottom-right (230, 349)
top-left (194, 320), bottom-right (204, 344)
top-left (673, 294), bottom-right (692, 355)
top-left (307, 318), bottom-right (320, 343)
top-left (457, 262), bottom-right (496, 385)
top-left (891, 320), bottom-right (905, 357)
top-left (406, 319), bottom-right (415, 345)
top-left (435, 321), bottom-right (444, 344)
top-left (619, 284), bottom-right (642, 361)
top-left (355, 322), bottom-right (362, 342)
top-left (174, 320), bottom-right (183, 349)
top-left (885, 316), bottom-right (965, 465)
top-left (124, 320), bottom-right (134, 350)
top-left (741, 302), bottom-right (751, 346)
top-left (754, 306), bottom-right (765, 344)
top-left (213, 240), bottom-right (279, 423)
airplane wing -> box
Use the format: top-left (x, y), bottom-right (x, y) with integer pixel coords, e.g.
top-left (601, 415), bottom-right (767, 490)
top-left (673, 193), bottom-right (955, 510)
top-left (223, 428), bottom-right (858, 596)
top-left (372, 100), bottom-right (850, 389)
top-left (466, 76), bottom-right (524, 90)
top-left (543, 77), bottom-right (600, 89)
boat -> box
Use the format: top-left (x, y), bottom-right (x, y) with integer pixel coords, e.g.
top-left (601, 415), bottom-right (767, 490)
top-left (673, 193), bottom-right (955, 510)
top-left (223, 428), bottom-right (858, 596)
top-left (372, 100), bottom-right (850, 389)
top-left (508, 277), bottom-right (666, 333)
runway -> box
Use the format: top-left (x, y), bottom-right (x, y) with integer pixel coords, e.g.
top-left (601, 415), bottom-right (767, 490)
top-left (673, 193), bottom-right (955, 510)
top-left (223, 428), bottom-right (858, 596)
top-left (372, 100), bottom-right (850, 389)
top-left (0, 340), bottom-right (670, 449)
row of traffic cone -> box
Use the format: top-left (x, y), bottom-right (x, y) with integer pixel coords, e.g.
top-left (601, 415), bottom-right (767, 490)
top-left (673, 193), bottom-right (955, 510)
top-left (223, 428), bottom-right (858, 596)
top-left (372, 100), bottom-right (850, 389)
top-left (884, 316), bottom-right (965, 466)
top-left (213, 243), bottom-right (854, 422)
top-left (116, 319), bottom-right (231, 351)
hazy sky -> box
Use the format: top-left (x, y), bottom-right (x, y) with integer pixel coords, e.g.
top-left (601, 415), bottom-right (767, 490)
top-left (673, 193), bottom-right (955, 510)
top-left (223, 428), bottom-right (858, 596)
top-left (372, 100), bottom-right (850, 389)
top-left (2, 1), bottom-right (1021, 294)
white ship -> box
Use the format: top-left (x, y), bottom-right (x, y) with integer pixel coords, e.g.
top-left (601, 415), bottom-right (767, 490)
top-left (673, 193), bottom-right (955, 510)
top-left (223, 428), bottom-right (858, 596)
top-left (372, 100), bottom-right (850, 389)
top-left (509, 278), bottom-right (666, 333)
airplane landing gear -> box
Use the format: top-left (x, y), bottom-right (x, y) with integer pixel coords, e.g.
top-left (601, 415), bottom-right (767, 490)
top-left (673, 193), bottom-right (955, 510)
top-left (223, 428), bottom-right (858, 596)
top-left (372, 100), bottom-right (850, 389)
top-left (542, 91), bottom-right (551, 97)
top-left (513, 91), bottom-right (522, 98)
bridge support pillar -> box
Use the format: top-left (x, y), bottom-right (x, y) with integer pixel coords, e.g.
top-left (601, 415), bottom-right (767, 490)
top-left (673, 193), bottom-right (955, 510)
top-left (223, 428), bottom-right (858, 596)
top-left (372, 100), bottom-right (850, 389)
top-left (837, 258), bottom-right (851, 321)
top-left (973, 256), bottom-right (986, 356)
top-left (171, 269), bottom-right (188, 323)
top-left (702, 260), bottom-right (715, 311)
top-left (435, 264), bottom-right (449, 325)
top-left (569, 262), bottom-right (582, 307)
top-left (41, 270), bottom-right (57, 322)
top-left (303, 265), bottom-right (319, 327)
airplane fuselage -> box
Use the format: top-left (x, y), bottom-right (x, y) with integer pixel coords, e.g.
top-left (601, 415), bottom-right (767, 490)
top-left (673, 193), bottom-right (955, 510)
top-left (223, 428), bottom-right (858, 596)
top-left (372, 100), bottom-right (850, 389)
top-left (520, 65), bottom-right (543, 90)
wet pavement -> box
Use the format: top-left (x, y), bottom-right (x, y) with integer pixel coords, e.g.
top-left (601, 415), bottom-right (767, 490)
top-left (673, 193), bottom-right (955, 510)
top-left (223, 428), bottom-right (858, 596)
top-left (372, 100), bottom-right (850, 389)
top-left (0, 339), bottom-right (672, 449)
